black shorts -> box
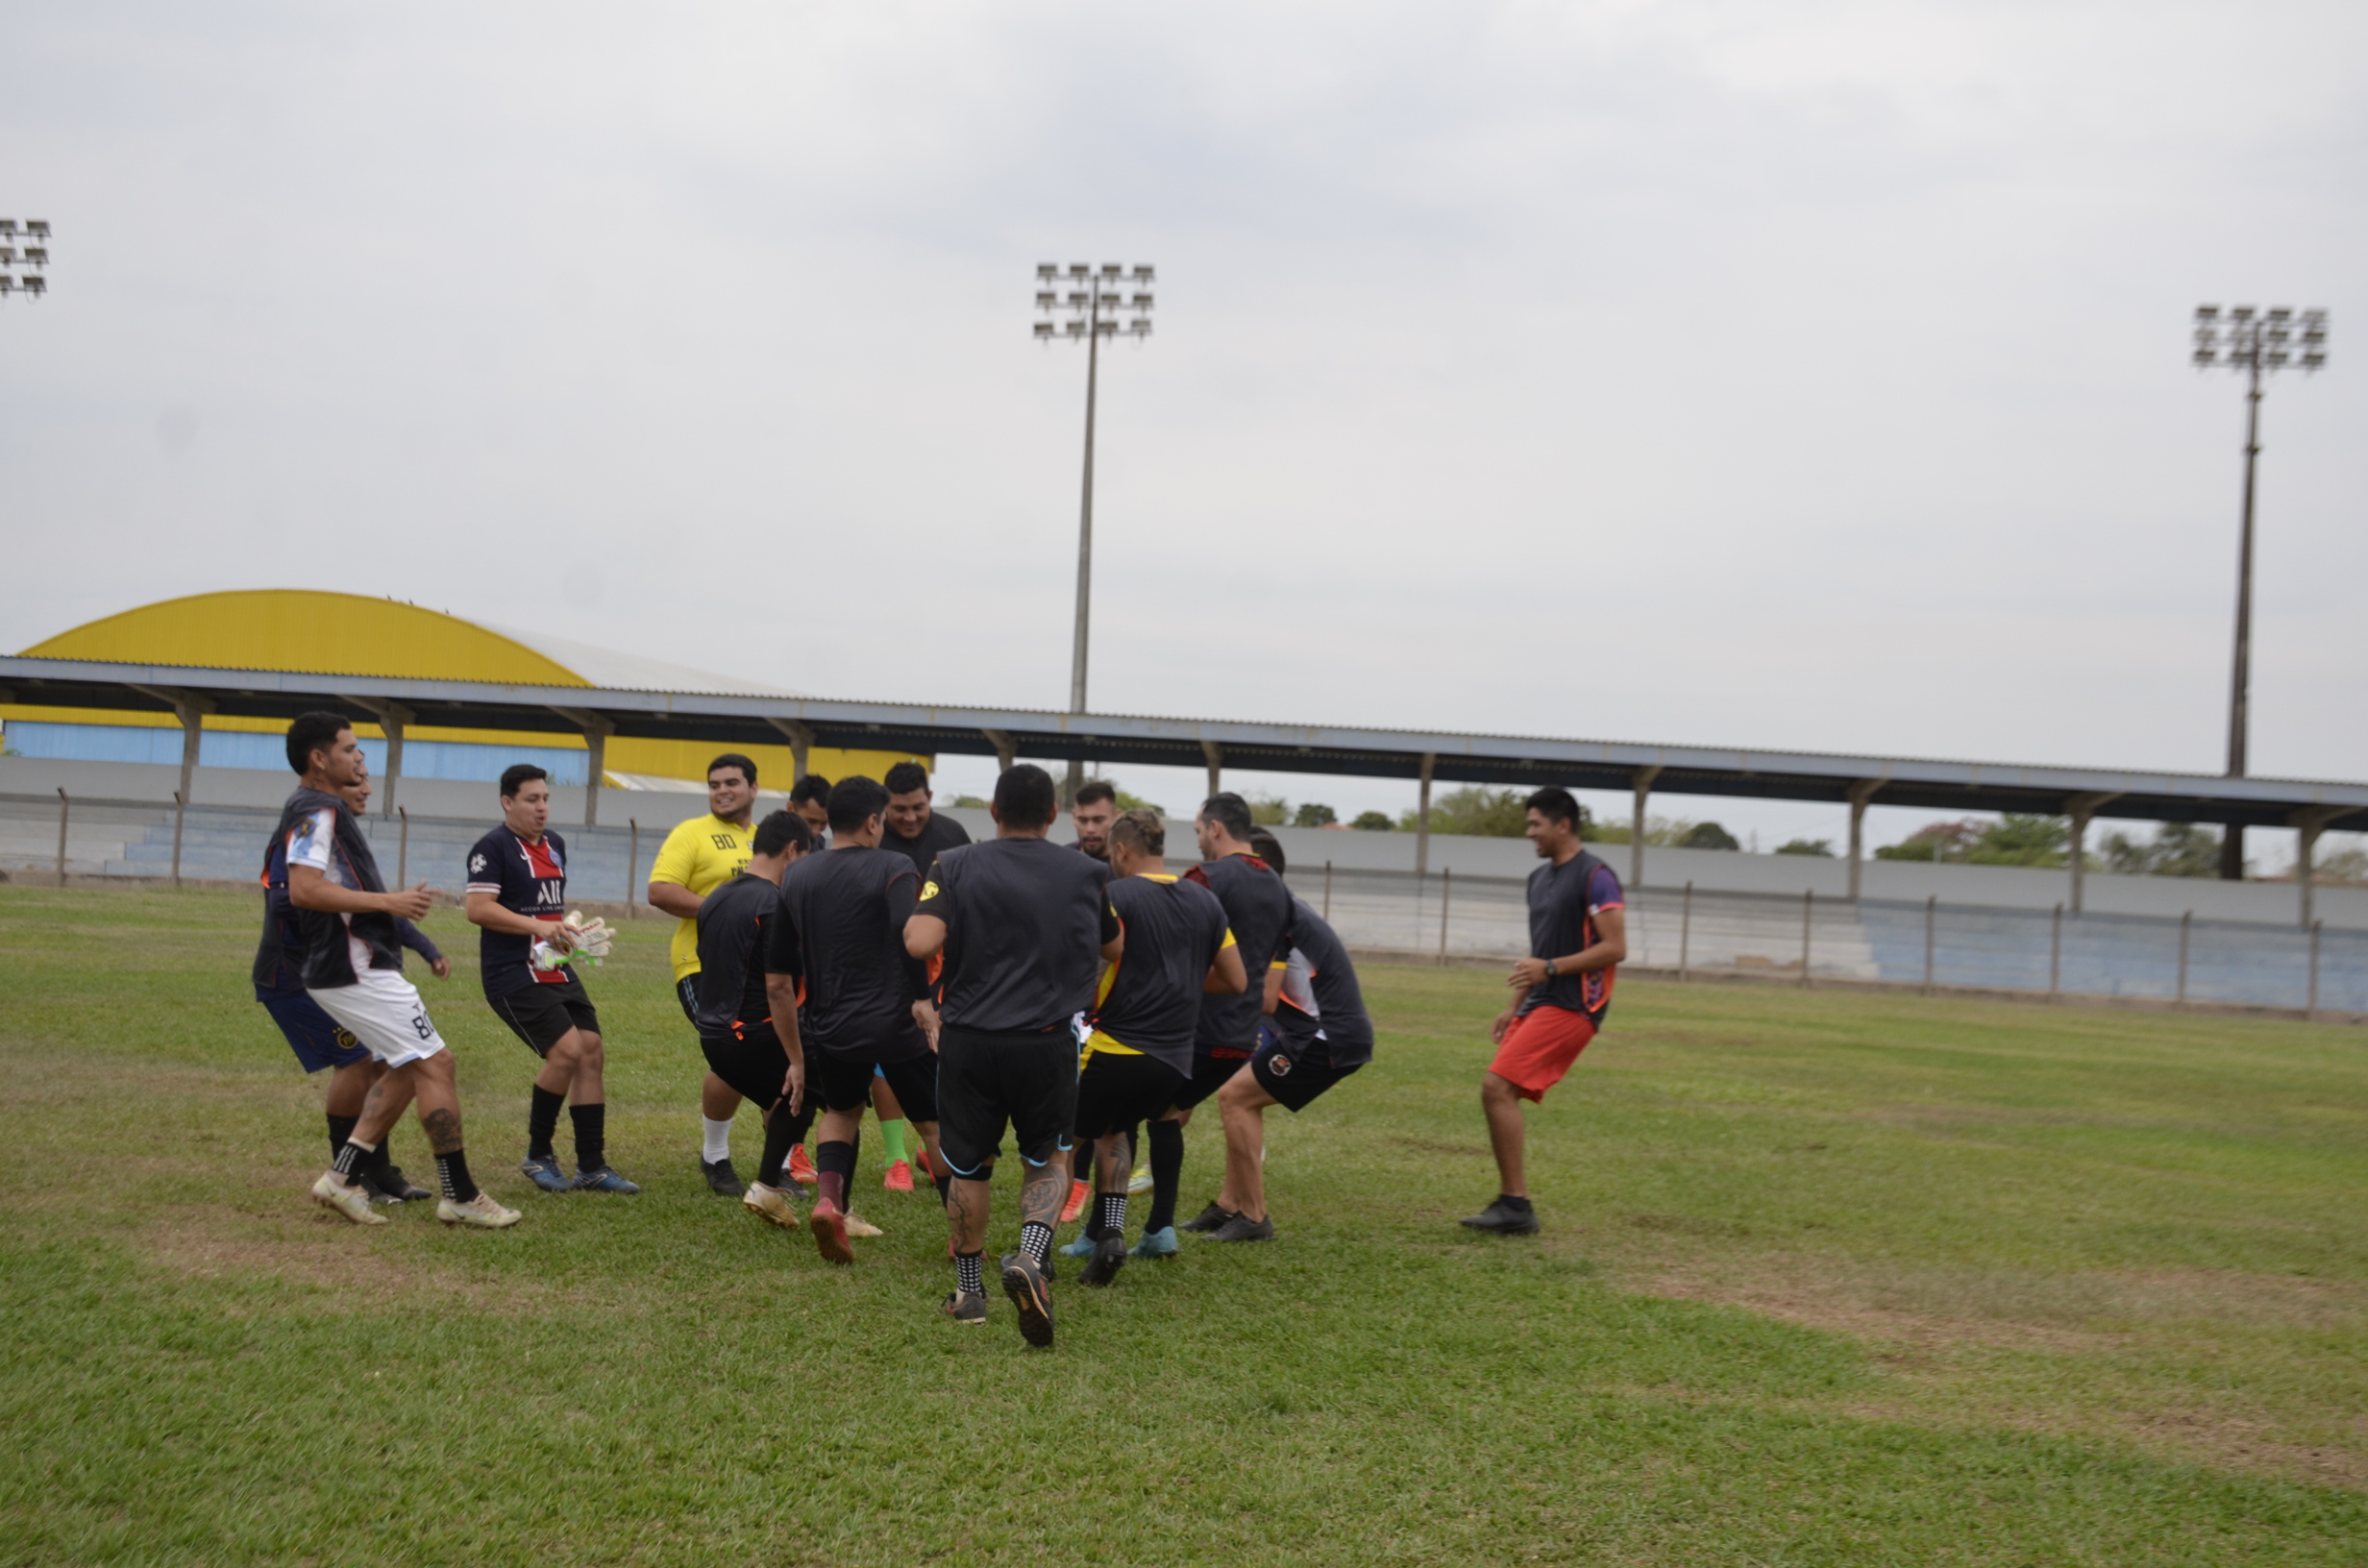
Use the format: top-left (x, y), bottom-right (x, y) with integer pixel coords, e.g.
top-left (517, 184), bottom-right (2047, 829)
top-left (1074, 1050), bottom-right (1187, 1142)
top-left (1170, 1048), bottom-right (1251, 1112)
top-left (934, 1025), bottom-right (1076, 1178)
top-left (813, 1049), bottom-right (939, 1125)
top-left (488, 972), bottom-right (600, 1058)
top-left (1249, 1037), bottom-right (1363, 1114)
top-left (701, 1023), bottom-right (792, 1111)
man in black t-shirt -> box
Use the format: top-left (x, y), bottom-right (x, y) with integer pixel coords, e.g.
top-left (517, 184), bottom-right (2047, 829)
top-left (692, 811), bottom-right (819, 1236)
top-left (465, 764), bottom-right (637, 1196)
top-left (1058, 778), bottom-right (1122, 1216)
top-left (766, 775), bottom-right (945, 1265)
top-left (878, 760), bottom-right (971, 876)
top-left (904, 764), bottom-right (1121, 1346)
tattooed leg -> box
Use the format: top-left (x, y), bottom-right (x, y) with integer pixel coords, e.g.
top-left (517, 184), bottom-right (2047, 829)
top-left (946, 1176), bottom-right (990, 1254)
top-left (1018, 1155), bottom-right (1069, 1230)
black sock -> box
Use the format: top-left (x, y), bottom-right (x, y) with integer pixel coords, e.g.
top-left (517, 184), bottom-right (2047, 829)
top-left (1071, 1143), bottom-right (1095, 1183)
top-left (1097, 1191), bottom-right (1127, 1237)
top-left (1146, 1119), bottom-right (1184, 1234)
top-left (1020, 1220), bottom-right (1053, 1269)
top-left (373, 1135), bottom-right (398, 1176)
top-left (934, 1173), bottom-right (952, 1207)
top-left (955, 1249), bottom-right (984, 1296)
top-left (435, 1148), bottom-right (479, 1204)
top-left (332, 1138), bottom-right (375, 1181)
top-left (1499, 1193), bottom-right (1533, 1213)
top-left (757, 1104), bottom-right (802, 1188)
top-left (528, 1086), bottom-right (564, 1160)
top-left (327, 1113), bottom-right (358, 1163)
top-left (817, 1139), bottom-right (856, 1211)
top-left (570, 1103), bottom-right (605, 1171)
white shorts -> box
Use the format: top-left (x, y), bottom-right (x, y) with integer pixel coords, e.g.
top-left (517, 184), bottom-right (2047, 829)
top-left (308, 968), bottom-right (449, 1068)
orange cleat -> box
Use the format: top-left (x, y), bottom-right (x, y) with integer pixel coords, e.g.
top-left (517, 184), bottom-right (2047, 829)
top-left (883, 1159), bottom-right (915, 1193)
top-left (913, 1144), bottom-right (935, 1181)
top-left (809, 1198), bottom-right (853, 1265)
top-left (1059, 1178), bottom-right (1090, 1225)
top-left (787, 1145), bottom-right (818, 1186)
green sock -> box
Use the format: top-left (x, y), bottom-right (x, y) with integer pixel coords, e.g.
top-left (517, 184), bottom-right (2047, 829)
top-left (879, 1117), bottom-right (909, 1164)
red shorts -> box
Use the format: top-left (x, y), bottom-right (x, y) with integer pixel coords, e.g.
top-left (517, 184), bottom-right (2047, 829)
top-left (1490, 1005), bottom-right (1596, 1102)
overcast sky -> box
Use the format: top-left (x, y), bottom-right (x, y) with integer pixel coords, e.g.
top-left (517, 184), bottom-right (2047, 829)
top-left (3, 2), bottom-right (2361, 853)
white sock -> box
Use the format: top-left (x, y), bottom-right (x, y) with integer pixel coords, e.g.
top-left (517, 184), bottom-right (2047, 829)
top-left (702, 1117), bottom-right (733, 1164)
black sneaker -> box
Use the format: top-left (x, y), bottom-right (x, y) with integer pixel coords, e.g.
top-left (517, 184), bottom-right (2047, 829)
top-left (1209, 1213), bottom-right (1274, 1242)
top-left (1079, 1233), bottom-right (1128, 1287)
top-left (701, 1158), bottom-right (746, 1196)
top-left (355, 1169), bottom-right (403, 1206)
top-left (1178, 1201), bottom-right (1236, 1234)
top-left (942, 1289), bottom-right (987, 1326)
top-left (999, 1251), bottom-right (1055, 1349)
top-left (375, 1164), bottom-right (432, 1202)
top-left (1460, 1197), bottom-right (1542, 1235)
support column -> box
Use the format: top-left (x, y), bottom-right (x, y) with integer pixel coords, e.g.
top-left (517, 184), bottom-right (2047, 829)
top-left (1629, 765), bottom-right (1663, 892)
top-left (1201, 741), bottom-right (1223, 804)
top-left (548, 707), bottom-right (616, 826)
top-left (340, 698), bottom-right (416, 816)
top-left (2290, 807), bottom-right (2351, 930)
top-left (767, 718), bottom-right (817, 785)
top-left (2062, 792), bottom-right (2123, 916)
top-left (1415, 752), bottom-right (1437, 876)
top-left (981, 728), bottom-right (1016, 773)
top-left (1845, 779), bottom-right (1883, 901)
top-left (129, 684), bottom-right (215, 810)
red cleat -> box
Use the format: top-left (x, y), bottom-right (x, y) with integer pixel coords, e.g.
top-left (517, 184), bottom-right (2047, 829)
top-left (883, 1159), bottom-right (915, 1193)
top-left (809, 1198), bottom-right (853, 1265)
top-left (787, 1145), bottom-right (818, 1187)
top-left (913, 1145), bottom-right (935, 1181)
top-left (1059, 1178), bottom-right (1090, 1225)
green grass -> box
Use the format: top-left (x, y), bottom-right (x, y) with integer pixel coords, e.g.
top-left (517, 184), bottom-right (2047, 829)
top-left (1, 885), bottom-right (2362, 1566)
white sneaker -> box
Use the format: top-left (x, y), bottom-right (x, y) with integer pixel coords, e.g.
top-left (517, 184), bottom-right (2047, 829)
top-left (843, 1212), bottom-right (883, 1238)
top-left (311, 1172), bottom-right (388, 1226)
top-left (436, 1192), bottom-right (522, 1229)
top-left (743, 1181), bottom-right (799, 1229)
top-left (1127, 1164), bottom-right (1153, 1195)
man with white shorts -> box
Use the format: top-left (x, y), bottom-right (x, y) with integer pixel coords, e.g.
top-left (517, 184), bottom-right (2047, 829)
top-left (284, 711), bottom-right (519, 1230)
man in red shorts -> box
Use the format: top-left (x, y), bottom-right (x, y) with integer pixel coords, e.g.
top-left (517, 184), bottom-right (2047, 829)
top-left (1463, 786), bottom-right (1626, 1236)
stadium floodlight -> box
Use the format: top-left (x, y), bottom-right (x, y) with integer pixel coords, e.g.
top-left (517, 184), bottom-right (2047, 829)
top-left (1033, 257), bottom-right (1157, 800)
top-left (0, 217), bottom-right (50, 306)
top-left (2193, 301), bottom-right (2330, 879)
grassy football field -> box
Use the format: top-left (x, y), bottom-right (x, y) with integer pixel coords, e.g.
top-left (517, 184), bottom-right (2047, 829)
top-left (1, 884), bottom-right (2362, 1566)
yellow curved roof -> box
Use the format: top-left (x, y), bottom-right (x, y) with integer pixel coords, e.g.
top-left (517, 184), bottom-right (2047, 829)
top-left (23, 590), bottom-right (592, 687)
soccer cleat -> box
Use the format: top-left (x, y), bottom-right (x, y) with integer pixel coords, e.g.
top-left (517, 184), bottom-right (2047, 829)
top-left (1460, 1198), bottom-right (1542, 1236)
top-left (786, 1145), bottom-right (818, 1187)
top-left (1057, 1231), bottom-right (1098, 1260)
top-left (701, 1158), bottom-right (746, 1196)
top-left (843, 1212), bottom-right (883, 1238)
top-left (437, 1192), bottom-right (522, 1229)
top-left (742, 1181), bottom-right (800, 1229)
top-left (913, 1145), bottom-right (936, 1181)
top-left (1130, 1225), bottom-right (1180, 1259)
top-left (1127, 1164), bottom-right (1152, 1195)
top-left (377, 1164), bottom-right (431, 1202)
top-left (999, 1251), bottom-right (1055, 1348)
top-left (1209, 1213), bottom-right (1275, 1242)
top-left (1079, 1233), bottom-right (1128, 1287)
top-left (310, 1172), bottom-right (388, 1226)
top-left (522, 1153), bottom-right (572, 1193)
top-left (1059, 1178), bottom-right (1090, 1225)
top-left (356, 1169), bottom-right (402, 1206)
top-left (809, 1198), bottom-right (853, 1265)
top-left (572, 1165), bottom-right (640, 1194)
top-left (942, 1289), bottom-right (987, 1326)
top-left (1179, 1201), bottom-right (1235, 1234)
top-left (882, 1159), bottom-right (915, 1193)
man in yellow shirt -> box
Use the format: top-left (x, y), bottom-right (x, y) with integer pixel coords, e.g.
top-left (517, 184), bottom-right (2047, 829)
top-left (647, 753), bottom-right (761, 1194)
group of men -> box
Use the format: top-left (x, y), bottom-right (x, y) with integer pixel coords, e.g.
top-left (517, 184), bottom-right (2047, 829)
top-left (259, 710), bottom-right (1629, 1350)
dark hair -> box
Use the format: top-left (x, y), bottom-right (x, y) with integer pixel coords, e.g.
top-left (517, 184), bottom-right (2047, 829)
top-left (707, 753), bottom-right (757, 789)
top-left (994, 763), bottom-right (1057, 830)
top-left (1073, 779), bottom-right (1117, 808)
top-left (790, 772), bottom-right (833, 809)
top-left (1525, 786), bottom-right (1582, 829)
top-left (285, 712), bottom-right (352, 776)
top-left (753, 809), bottom-right (812, 858)
top-left (1110, 807), bottom-right (1165, 858)
top-left (883, 761), bottom-right (929, 797)
top-left (500, 763), bottom-right (549, 799)
top-left (1248, 827), bottom-right (1287, 874)
top-left (1199, 792), bottom-right (1254, 842)
top-left (827, 774), bottom-right (891, 834)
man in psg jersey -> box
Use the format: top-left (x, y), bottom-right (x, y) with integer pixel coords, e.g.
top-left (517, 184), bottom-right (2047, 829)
top-left (1463, 787), bottom-right (1626, 1236)
top-left (465, 764), bottom-right (637, 1195)
top-left (903, 763), bottom-right (1121, 1346)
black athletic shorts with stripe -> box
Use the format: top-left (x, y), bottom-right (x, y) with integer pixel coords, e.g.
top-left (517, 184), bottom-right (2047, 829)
top-left (934, 1025), bottom-right (1075, 1178)
top-left (812, 1048), bottom-right (939, 1123)
top-left (489, 970), bottom-right (600, 1058)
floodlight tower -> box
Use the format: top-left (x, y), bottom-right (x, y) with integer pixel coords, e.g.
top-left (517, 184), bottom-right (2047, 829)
top-left (2191, 304), bottom-right (2330, 880)
top-left (0, 218), bottom-right (53, 304)
top-left (1035, 261), bottom-right (1154, 801)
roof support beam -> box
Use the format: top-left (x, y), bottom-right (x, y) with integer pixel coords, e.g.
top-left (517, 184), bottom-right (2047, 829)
top-left (982, 729), bottom-right (1017, 773)
top-left (1630, 765), bottom-right (1664, 891)
top-left (1845, 778), bottom-right (1885, 901)
top-left (2289, 804), bottom-right (2352, 929)
top-left (1201, 741), bottom-right (1223, 805)
top-left (125, 683), bottom-right (216, 811)
top-left (1415, 752), bottom-right (1438, 876)
top-left (339, 697), bottom-right (416, 817)
top-left (768, 718), bottom-right (817, 784)
top-left (2063, 792), bottom-right (2125, 915)
top-left (548, 707), bottom-right (616, 825)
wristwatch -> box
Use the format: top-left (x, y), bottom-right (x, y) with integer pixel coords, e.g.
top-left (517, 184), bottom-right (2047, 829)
top-left (1542, 959), bottom-right (1558, 978)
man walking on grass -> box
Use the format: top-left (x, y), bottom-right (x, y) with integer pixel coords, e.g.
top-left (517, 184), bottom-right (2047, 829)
top-left (1463, 787), bottom-right (1626, 1236)
top-left (647, 754), bottom-right (762, 1193)
top-left (903, 764), bottom-right (1120, 1346)
top-left (285, 712), bottom-right (519, 1231)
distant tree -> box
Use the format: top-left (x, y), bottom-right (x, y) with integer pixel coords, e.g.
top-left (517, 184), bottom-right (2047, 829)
top-left (951, 794), bottom-right (990, 809)
top-left (1964, 813), bottom-right (2070, 868)
top-left (1112, 786), bottom-right (1167, 816)
top-left (1394, 786), bottom-right (1531, 838)
top-left (1293, 802), bottom-right (1338, 828)
top-left (1248, 794), bottom-right (1291, 827)
top-left (1876, 819), bottom-right (1986, 863)
top-left (2102, 821), bottom-right (2222, 878)
top-left (1350, 810), bottom-right (1394, 832)
top-left (2316, 845), bottom-right (2368, 884)
top-left (1677, 821), bottom-right (1740, 852)
top-left (1774, 838), bottom-right (1835, 857)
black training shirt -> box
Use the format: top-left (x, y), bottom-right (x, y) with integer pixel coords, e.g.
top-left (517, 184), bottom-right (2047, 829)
top-left (1520, 850), bottom-right (1624, 1024)
top-left (915, 836), bottom-right (1119, 1034)
top-left (1184, 853), bottom-right (1295, 1054)
top-left (692, 870), bottom-right (782, 1038)
top-left (878, 810), bottom-right (972, 877)
top-left (768, 845), bottom-right (931, 1062)
top-left (1090, 873), bottom-right (1235, 1074)
top-left (1273, 898), bottom-right (1374, 1067)
top-left (464, 825), bottom-right (574, 998)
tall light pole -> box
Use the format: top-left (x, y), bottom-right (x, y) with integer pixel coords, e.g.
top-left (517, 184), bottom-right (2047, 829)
top-left (2191, 304), bottom-right (2329, 880)
top-left (0, 218), bottom-right (53, 303)
top-left (1036, 260), bottom-right (1154, 802)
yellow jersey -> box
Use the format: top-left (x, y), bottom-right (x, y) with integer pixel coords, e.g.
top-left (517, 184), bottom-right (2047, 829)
top-left (650, 813), bottom-right (756, 980)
